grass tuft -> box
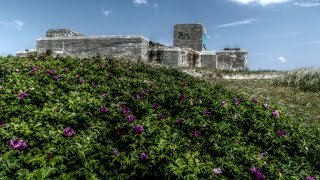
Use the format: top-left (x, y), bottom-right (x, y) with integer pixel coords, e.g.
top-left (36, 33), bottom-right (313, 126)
top-left (275, 68), bottom-right (320, 92)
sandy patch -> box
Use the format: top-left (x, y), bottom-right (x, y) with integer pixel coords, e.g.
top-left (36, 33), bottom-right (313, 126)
top-left (181, 69), bottom-right (280, 80)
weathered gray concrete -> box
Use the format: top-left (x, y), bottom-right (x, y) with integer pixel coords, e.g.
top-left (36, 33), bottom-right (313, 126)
top-left (16, 25), bottom-right (249, 71)
top-left (16, 49), bottom-right (37, 57)
top-left (216, 49), bottom-right (248, 70)
top-left (173, 24), bottom-right (206, 52)
top-left (46, 29), bottom-right (84, 38)
top-left (200, 51), bottom-right (217, 68)
top-left (36, 34), bottom-right (149, 61)
top-left (148, 47), bottom-right (200, 68)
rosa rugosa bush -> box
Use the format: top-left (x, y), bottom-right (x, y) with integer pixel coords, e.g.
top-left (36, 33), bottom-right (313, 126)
top-left (0, 56), bottom-right (319, 179)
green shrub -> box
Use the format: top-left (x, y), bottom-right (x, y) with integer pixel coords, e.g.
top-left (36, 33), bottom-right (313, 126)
top-left (0, 56), bottom-right (319, 179)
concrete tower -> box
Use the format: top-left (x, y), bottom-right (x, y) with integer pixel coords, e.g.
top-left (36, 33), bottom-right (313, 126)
top-left (173, 24), bottom-right (206, 51)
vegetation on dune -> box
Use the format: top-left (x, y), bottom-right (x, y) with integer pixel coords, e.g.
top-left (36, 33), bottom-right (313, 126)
top-left (275, 68), bottom-right (320, 92)
top-left (214, 79), bottom-right (320, 126)
top-left (0, 56), bottom-right (319, 179)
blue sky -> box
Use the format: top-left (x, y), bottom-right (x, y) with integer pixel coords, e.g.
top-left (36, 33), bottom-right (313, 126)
top-left (0, 0), bottom-right (319, 70)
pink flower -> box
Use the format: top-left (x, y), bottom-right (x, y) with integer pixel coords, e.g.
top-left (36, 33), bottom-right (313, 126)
top-left (134, 125), bottom-right (144, 134)
top-left (18, 91), bottom-right (27, 100)
top-left (158, 113), bottom-right (165, 120)
top-left (203, 109), bottom-right (211, 116)
top-left (192, 130), bottom-right (202, 137)
top-left (139, 152), bottom-right (149, 162)
top-left (122, 106), bottom-right (132, 116)
top-left (145, 88), bottom-right (151, 94)
top-left (91, 82), bottom-right (97, 87)
top-left (52, 74), bottom-right (61, 81)
top-left (263, 102), bottom-right (270, 109)
top-left (251, 167), bottom-right (265, 180)
top-left (0, 120), bottom-right (5, 127)
top-left (79, 78), bottom-right (85, 84)
top-left (277, 130), bottom-right (288, 137)
top-left (306, 176), bottom-right (318, 180)
top-left (176, 118), bottom-right (184, 125)
top-left (212, 167), bottom-right (223, 175)
top-left (100, 106), bottom-right (109, 113)
top-left (272, 110), bottom-right (280, 118)
top-left (252, 98), bottom-right (259, 104)
top-left (126, 115), bottom-right (136, 123)
top-left (221, 101), bottom-right (227, 107)
top-left (179, 94), bottom-right (185, 101)
top-left (152, 103), bottom-right (160, 110)
top-left (9, 139), bottom-right (28, 150)
top-left (48, 68), bottom-right (56, 75)
top-left (116, 101), bottom-right (122, 107)
top-left (63, 127), bottom-right (75, 137)
top-left (30, 66), bottom-right (40, 74)
top-left (233, 98), bottom-right (239, 106)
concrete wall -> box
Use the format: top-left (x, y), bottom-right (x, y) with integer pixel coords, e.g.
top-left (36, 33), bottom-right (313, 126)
top-left (200, 51), bottom-right (217, 68)
top-left (16, 49), bottom-right (37, 58)
top-left (148, 47), bottom-right (200, 68)
top-left (46, 29), bottom-right (84, 38)
top-left (216, 50), bottom-right (248, 70)
top-left (173, 24), bottom-right (206, 52)
top-left (36, 35), bottom-right (149, 61)
top-left (17, 26), bottom-right (249, 71)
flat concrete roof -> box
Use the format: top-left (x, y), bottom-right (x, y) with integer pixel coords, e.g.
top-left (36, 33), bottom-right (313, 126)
top-left (37, 35), bottom-right (149, 42)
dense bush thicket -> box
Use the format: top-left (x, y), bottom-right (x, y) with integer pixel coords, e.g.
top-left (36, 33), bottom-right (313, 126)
top-left (0, 56), bottom-right (319, 179)
top-left (275, 68), bottom-right (320, 92)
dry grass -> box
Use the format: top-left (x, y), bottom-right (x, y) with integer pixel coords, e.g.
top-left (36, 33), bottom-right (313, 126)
top-left (209, 78), bottom-right (320, 126)
top-left (275, 68), bottom-right (320, 92)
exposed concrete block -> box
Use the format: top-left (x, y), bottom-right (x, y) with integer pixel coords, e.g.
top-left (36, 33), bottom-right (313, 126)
top-left (148, 47), bottom-right (200, 68)
top-left (200, 51), bottom-right (217, 68)
top-left (16, 49), bottom-right (37, 57)
top-left (173, 24), bottom-right (206, 51)
top-left (46, 29), bottom-right (84, 38)
top-left (36, 35), bottom-right (149, 61)
top-left (216, 49), bottom-right (248, 70)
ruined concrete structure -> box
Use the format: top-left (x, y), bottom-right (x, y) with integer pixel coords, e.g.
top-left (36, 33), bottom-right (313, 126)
top-left (45, 29), bottom-right (84, 38)
top-left (17, 24), bottom-right (248, 70)
top-left (216, 48), bottom-right (248, 70)
top-left (36, 34), bottom-right (149, 62)
top-left (173, 24), bottom-right (206, 51)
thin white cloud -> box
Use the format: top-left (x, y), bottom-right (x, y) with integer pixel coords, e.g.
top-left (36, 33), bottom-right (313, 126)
top-left (277, 56), bottom-right (287, 63)
top-left (216, 18), bottom-right (256, 28)
top-left (231, 0), bottom-right (255, 4)
top-left (13, 20), bottom-right (24, 29)
top-left (133, 0), bottom-right (148, 5)
top-left (102, 9), bottom-right (112, 17)
top-left (267, 31), bottom-right (301, 38)
top-left (206, 34), bottom-right (220, 39)
top-left (0, 19), bottom-right (24, 30)
top-left (294, 1), bottom-right (320, 7)
top-left (230, 0), bottom-right (291, 6)
top-left (300, 40), bottom-right (320, 46)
